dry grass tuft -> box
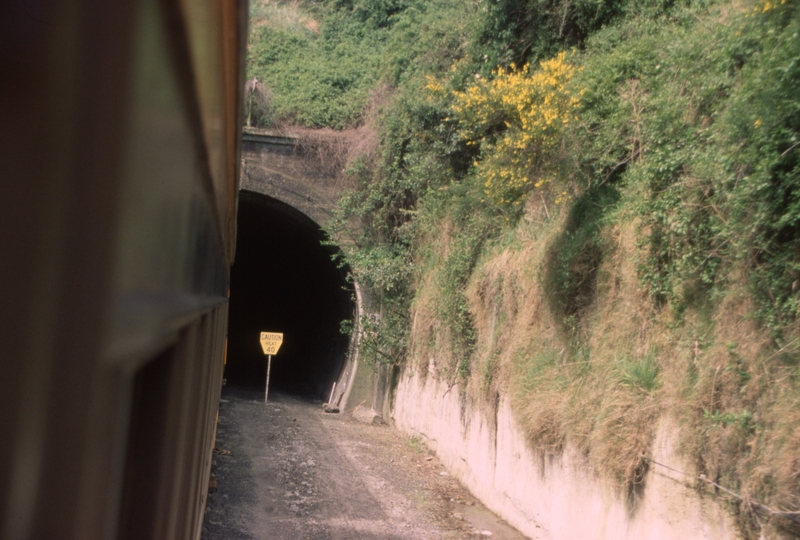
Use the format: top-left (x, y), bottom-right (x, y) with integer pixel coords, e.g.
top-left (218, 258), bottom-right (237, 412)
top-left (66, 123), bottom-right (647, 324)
top-left (678, 277), bottom-right (800, 538)
top-left (249, 0), bottom-right (320, 33)
top-left (408, 219), bottom-right (460, 380)
top-left (278, 84), bottom-right (392, 184)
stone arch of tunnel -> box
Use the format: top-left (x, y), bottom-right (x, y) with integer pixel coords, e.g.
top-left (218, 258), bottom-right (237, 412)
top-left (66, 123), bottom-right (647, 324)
top-left (226, 190), bottom-right (355, 400)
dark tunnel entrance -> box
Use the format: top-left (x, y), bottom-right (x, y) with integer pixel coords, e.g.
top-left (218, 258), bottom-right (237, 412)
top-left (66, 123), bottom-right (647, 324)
top-left (226, 190), bottom-right (354, 400)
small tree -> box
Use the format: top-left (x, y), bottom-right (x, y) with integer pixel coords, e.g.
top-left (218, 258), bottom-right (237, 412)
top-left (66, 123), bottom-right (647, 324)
top-left (244, 77), bottom-right (273, 128)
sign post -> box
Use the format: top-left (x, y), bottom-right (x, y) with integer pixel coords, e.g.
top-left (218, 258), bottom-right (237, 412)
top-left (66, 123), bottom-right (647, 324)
top-left (265, 355), bottom-right (272, 404)
top-left (259, 332), bottom-right (283, 404)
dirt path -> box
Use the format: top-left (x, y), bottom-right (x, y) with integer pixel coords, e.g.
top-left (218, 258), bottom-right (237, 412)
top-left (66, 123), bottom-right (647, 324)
top-left (201, 386), bottom-right (527, 540)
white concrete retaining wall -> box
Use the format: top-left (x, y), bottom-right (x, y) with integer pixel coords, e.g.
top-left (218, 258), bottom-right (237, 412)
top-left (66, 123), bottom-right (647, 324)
top-left (393, 369), bottom-right (738, 540)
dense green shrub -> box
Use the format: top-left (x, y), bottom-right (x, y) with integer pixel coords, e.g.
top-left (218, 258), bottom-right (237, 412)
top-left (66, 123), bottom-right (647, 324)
top-left (720, 1), bottom-right (800, 338)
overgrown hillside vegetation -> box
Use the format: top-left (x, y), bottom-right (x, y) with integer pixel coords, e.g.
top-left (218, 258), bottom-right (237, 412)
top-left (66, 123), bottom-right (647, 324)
top-left (247, 1), bottom-right (800, 537)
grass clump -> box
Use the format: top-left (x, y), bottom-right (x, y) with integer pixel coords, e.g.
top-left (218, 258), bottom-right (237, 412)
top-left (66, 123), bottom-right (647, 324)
top-left (617, 352), bottom-right (660, 392)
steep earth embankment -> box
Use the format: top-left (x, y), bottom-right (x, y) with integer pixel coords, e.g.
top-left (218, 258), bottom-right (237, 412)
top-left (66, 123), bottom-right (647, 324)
top-left (388, 217), bottom-right (751, 540)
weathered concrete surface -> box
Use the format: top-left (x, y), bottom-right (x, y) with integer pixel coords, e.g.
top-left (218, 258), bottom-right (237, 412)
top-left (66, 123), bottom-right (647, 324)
top-left (240, 129), bottom-right (345, 230)
top-left (393, 368), bottom-right (739, 540)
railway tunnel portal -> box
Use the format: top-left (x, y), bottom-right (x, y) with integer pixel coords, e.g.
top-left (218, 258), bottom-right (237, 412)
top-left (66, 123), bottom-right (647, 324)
top-left (229, 130), bottom-right (361, 404)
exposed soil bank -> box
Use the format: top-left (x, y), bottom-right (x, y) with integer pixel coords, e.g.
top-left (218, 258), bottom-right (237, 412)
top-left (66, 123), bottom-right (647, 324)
top-left (201, 386), bottom-right (527, 539)
top-left (393, 370), bottom-right (739, 540)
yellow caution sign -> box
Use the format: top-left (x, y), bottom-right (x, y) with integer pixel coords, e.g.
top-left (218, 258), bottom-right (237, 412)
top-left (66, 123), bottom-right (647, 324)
top-left (260, 332), bottom-right (283, 355)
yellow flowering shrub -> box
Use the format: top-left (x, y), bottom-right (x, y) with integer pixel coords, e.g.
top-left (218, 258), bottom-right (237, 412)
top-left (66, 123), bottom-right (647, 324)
top-left (757, 0), bottom-right (788, 12)
top-left (442, 52), bottom-right (581, 205)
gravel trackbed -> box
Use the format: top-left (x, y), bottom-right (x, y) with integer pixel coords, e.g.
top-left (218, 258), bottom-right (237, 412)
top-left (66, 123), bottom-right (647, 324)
top-left (201, 386), bottom-right (528, 540)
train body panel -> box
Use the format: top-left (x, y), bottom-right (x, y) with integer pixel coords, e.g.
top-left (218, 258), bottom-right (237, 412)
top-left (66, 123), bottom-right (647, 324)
top-left (0, 0), bottom-right (245, 538)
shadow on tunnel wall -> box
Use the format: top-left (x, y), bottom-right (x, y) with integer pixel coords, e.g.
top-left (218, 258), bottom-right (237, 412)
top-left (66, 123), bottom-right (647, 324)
top-left (226, 191), bottom-right (354, 400)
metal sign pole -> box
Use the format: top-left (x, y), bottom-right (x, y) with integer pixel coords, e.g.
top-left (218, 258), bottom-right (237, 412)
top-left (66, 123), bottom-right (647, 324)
top-left (265, 354), bottom-right (272, 404)
top-left (260, 332), bottom-right (283, 405)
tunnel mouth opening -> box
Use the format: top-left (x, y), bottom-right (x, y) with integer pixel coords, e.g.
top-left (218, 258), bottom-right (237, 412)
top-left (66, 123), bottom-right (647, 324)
top-left (225, 190), bottom-right (354, 401)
